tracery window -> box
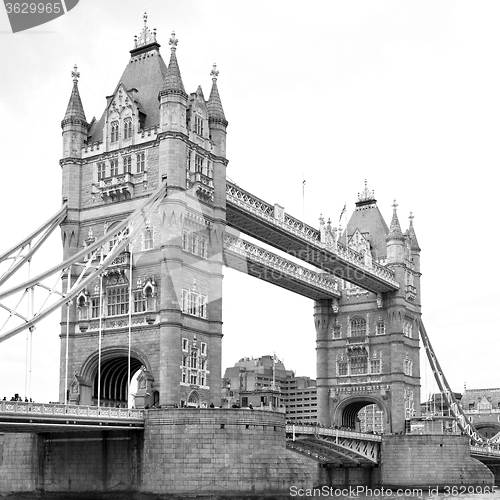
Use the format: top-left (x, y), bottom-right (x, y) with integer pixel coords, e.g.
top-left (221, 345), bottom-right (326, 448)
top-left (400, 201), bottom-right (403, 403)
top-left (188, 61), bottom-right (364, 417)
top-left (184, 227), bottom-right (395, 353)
top-left (143, 227), bottom-right (154, 251)
top-left (403, 320), bottom-right (413, 338)
top-left (370, 359), bottom-right (381, 374)
top-left (181, 289), bottom-right (208, 319)
top-left (338, 362), bottom-right (348, 377)
top-left (195, 154), bottom-right (204, 173)
top-left (194, 114), bottom-right (203, 136)
top-left (350, 356), bottom-right (368, 375)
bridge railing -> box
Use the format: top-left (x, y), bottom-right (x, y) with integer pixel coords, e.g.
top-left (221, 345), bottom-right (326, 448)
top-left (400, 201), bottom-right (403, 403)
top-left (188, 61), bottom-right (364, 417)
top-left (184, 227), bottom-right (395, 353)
top-left (470, 445), bottom-right (500, 457)
top-left (285, 424), bottom-right (382, 442)
top-left (0, 401), bottom-right (144, 420)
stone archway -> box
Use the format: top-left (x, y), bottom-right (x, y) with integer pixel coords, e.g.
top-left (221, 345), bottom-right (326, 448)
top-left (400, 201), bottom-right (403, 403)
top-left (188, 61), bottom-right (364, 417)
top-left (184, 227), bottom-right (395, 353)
top-left (77, 346), bottom-right (152, 407)
top-left (187, 390), bottom-right (199, 408)
top-left (334, 396), bottom-right (388, 433)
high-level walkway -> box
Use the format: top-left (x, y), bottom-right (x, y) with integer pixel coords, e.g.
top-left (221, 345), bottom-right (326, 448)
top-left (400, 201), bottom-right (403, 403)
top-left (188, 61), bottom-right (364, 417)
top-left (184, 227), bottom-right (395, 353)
top-left (226, 182), bottom-right (399, 294)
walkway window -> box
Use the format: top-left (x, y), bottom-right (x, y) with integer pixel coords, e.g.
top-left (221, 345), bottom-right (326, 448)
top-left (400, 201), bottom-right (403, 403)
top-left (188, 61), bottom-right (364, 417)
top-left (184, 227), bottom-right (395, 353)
top-left (107, 286), bottom-right (129, 316)
top-left (351, 317), bottom-right (366, 337)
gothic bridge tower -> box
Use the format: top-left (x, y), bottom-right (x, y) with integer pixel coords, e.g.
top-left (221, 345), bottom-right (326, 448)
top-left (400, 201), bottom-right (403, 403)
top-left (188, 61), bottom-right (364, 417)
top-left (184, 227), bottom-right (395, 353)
top-left (315, 183), bottom-right (421, 434)
top-left (59, 15), bottom-right (228, 409)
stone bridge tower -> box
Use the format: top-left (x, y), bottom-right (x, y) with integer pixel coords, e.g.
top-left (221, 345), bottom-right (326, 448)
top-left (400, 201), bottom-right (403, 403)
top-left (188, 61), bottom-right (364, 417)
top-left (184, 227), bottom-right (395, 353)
top-left (315, 183), bottom-right (421, 434)
top-left (59, 16), bottom-right (228, 409)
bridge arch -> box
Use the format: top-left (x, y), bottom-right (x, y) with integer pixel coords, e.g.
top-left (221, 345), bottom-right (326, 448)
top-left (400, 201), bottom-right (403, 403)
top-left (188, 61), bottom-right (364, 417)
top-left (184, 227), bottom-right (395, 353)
top-left (333, 396), bottom-right (389, 433)
top-left (474, 421), bottom-right (500, 440)
top-left (79, 346), bottom-right (153, 407)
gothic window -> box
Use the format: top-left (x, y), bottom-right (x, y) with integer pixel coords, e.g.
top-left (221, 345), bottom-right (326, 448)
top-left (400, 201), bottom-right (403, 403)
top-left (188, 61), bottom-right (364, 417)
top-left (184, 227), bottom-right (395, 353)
top-left (97, 162), bottom-right (106, 181)
top-left (182, 338), bottom-right (188, 352)
top-left (403, 320), bottom-right (413, 338)
top-left (136, 152), bottom-right (145, 173)
top-left (123, 156), bottom-right (132, 174)
top-left (332, 324), bottom-right (342, 339)
top-left (123, 118), bottom-right (132, 139)
top-left (376, 320), bottom-right (386, 335)
top-left (201, 342), bottom-right (207, 356)
top-left (190, 350), bottom-right (198, 370)
top-left (143, 227), bottom-right (154, 251)
top-left (351, 317), bottom-right (366, 337)
top-left (198, 237), bottom-right (207, 258)
top-left (107, 286), bottom-right (129, 316)
top-left (189, 233), bottom-right (197, 254)
top-left (91, 296), bottom-right (100, 318)
top-left (181, 289), bottom-right (208, 319)
top-left (338, 362), bottom-right (348, 376)
top-left (195, 154), bottom-right (204, 173)
top-left (190, 372), bottom-right (198, 385)
top-left (133, 290), bottom-right (146, 313)
top-left (182, 230), bottom-right (189, 251)
top-left (370, 359), bottom-right (381, 374)
top-left (194, 114), bottom-right (203, 136)
top-left (110, 121), bottom-right (119, 143)
top-left (110, 159), bottom-right (119, 178)
top-left (350, 356), bottom-right (368, 375)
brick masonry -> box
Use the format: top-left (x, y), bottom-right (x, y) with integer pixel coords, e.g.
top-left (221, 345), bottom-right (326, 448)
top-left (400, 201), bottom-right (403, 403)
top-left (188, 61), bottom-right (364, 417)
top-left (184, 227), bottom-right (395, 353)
top-left (379, 434), bottom-right (494, 488)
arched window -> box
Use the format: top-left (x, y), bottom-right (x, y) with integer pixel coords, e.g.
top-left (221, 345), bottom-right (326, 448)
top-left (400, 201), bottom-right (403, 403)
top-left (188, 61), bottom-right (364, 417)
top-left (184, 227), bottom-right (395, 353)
top-left (351, 317), bottom-right (366, 337)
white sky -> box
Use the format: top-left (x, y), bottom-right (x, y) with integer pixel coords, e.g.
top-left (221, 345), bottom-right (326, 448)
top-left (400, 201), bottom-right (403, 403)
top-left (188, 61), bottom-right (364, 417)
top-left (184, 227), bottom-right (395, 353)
top-left (0, 1), bottom-right (498, 404)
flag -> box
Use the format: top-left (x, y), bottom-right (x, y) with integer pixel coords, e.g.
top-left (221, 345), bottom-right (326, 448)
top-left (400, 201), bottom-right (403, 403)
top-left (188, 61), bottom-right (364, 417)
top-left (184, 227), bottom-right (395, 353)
top-left (339, 203), bottom-right (346, 223)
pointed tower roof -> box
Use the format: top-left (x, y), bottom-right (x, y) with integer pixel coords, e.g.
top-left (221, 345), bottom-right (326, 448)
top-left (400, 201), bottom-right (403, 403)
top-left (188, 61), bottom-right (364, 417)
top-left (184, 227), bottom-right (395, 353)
top-left (345, 181), bottom-right (389, 258)
top-left (61, 65), bottom-right (88, 127)
top-left (387, 200), bottom-right (405, 240)
top-left (88, 15), bottom-right (168, 141)
top-left (208, 63), bottom-right (228, 125)
top-left (407, 212), bottom-right (421, 251)
top-left (160, 31), bottom-right (187, 97)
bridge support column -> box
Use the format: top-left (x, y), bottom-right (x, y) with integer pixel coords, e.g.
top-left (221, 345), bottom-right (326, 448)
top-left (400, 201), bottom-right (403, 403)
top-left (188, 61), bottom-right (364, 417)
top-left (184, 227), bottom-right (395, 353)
top-left (315, 299), bottom-right (335, 425)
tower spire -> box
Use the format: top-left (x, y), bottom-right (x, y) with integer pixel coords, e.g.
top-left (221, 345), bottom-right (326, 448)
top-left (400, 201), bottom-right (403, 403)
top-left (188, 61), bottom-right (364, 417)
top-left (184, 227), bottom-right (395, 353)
top-left (159, 31), bottom-right (187, 97)
top-left (62, 64), bottom-right (88, 127)
top-left (387, 199), bottom-right (404, 240)
top-left (208, 63), bottom-right (227, 126)
top-left (408, 212), bottom-right (421, 251)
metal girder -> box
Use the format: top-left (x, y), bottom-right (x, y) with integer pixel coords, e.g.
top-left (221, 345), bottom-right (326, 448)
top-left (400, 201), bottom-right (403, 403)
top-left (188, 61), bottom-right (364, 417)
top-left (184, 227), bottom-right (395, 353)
top-left (0, 180), bottom-right (167, 343)
top-left (226, 181), bottom-right (399, 293)
top-left (286, 426), bottom-right (380, 465)
top-left (0, 204), bottom-right (68, 287)
top-left (223, 233), bottom-right (341, 300)
top-left (419, 320), bottom-right (486, 445)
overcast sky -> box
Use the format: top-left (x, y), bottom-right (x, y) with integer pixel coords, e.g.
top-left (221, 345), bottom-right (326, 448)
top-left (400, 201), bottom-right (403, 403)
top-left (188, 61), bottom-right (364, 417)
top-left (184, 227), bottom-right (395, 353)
top-left (0, 1), bottom-right (498, 404)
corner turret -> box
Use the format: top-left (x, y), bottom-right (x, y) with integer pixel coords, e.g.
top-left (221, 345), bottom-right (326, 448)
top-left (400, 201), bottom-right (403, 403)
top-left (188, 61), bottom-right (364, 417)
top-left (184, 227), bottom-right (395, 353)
top-left (61, 65), bottom-right (88, 159)
top-left (386, 200), bottom-right (405, 264)
top-left (159, 31), bottom-right (188, 134)
top-left (207, 63), bottom-right (228, 158)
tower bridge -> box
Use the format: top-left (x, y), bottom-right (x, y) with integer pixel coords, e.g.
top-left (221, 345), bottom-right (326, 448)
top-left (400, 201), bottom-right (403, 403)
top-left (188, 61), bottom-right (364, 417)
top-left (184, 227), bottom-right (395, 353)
top-left (0, 14), bottom-right (497, 497)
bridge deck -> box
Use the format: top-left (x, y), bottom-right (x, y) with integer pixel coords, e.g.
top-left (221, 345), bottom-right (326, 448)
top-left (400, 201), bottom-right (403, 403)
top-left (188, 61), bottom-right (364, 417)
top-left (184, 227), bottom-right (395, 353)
top-left (226, 182), bottom-right (399, 294)
top-left (0, 401), bottom-right (144, 433)
top-left (223, 234), bottom-right (341, 300)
